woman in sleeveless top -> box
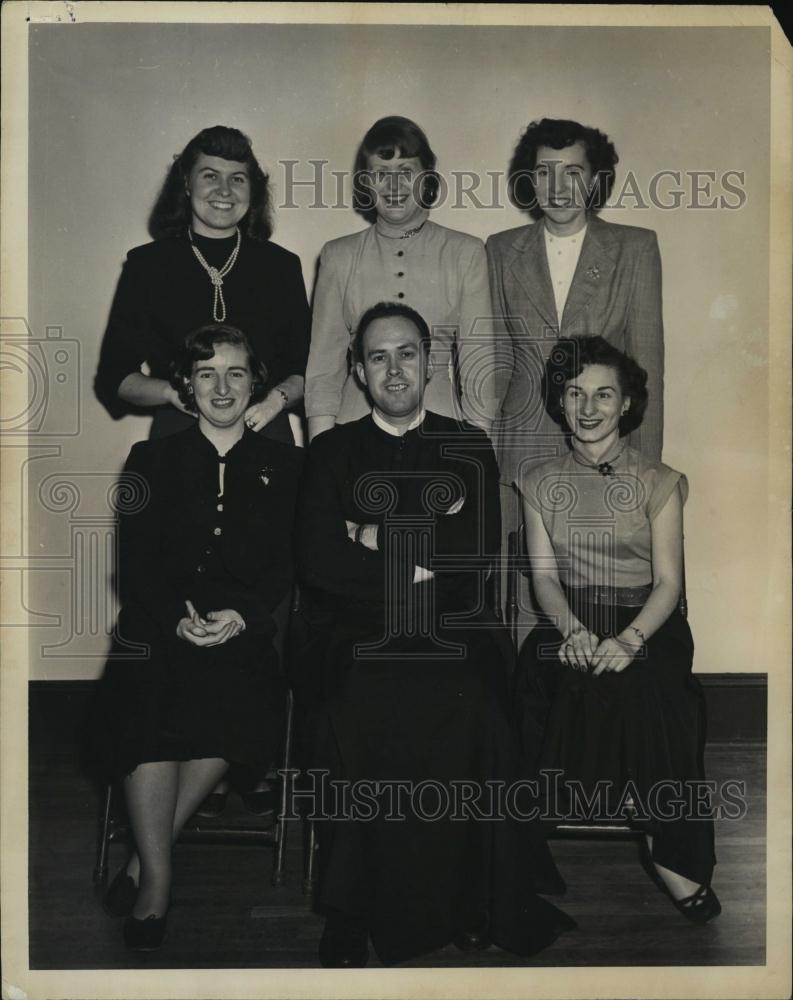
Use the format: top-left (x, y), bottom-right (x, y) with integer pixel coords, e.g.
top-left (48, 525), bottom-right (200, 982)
top-left (515, 336), bottom-right (720, 923)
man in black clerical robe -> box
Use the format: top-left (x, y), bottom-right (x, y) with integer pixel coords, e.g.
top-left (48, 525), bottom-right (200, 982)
top-left (292, 302), bottom-right (573, 968)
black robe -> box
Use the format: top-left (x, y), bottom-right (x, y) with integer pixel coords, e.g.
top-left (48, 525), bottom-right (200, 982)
top-left (292, 411), bottom-right (572, 965)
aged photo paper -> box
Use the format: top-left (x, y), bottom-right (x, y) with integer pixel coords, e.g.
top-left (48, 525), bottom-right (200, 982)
top-left (2, 2), bottom-right (791, 998)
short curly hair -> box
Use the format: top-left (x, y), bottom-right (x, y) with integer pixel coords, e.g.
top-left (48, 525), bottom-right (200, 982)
top-left (508, 118), bottom-right (618, 220)
top-left (352, 116), bottom-right (441, 223)
top-left (148, 126), bottom-right (273, 241)
top-left (171, 324), bottom-right (269, 411)
top-left (543, 336), bottom-right (648, 436)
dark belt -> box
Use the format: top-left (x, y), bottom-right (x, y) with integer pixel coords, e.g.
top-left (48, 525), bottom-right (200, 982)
top-left (563, 584), bottom-right (652, 607)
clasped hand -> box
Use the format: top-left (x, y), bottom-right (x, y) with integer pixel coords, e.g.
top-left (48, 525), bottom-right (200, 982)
top-left (559, 629), bottom-right (640, 675)
top-left (176, 599), bottom-right (245, 646)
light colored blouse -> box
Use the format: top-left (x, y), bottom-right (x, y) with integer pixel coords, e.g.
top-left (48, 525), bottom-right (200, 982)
top-left (543, 224), bottom-right (587, 323)
top-left (517, 446), bottom-right (687, 588)
top-left (304, 220), bottom-right (499, 431)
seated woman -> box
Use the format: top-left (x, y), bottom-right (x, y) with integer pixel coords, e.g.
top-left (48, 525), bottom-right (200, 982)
top-left (515, 336), bottom-right (720, 923)
top-left (94, 324), bottom-right (302, 951)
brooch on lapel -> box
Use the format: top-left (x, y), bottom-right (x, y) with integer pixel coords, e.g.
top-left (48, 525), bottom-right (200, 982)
top-left (585, 265), bottom-right (601, 280)
top-left (259, 466), bottom-right (273, 486)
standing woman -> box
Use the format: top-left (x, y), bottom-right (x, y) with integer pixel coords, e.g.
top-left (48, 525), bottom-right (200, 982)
top-left (487, 119), bottom-right (664, 561)
top-left (96, 325), bottom-right (302, 950)
top-left (96, 125), bottom-right (310, 443)
top-left (516, 337), bottom-right (720, 923)
top-left (305, 116), bottom-right (500, 440)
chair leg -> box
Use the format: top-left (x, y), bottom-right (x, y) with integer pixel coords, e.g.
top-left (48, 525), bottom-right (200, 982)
top-left (303, 819), bottom-right (317, 897)
top-left (93, 783), bottom-right (114, 887)
top-left (272, 691), bottom-right (295, 887)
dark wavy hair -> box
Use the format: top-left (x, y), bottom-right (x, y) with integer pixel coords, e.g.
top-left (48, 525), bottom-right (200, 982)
top-left (148, 126), bottom-right (272, 241)
top-left (352, 116), bottom-right (440, 223)
top-left (508, 118), bottom-right (618, 220)
top-left (171, 324), bottom-right (269, 411)
top-left (543, 336), bottom-right (648, 436)
top-left (353, 301), bottom-right (432, 364)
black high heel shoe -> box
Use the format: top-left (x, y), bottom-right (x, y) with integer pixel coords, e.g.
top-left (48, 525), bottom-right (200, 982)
top-left (641, 843), bottom-right (721, 924)
top-left (123, 911), bottom-right (168, 951)
top-left (668, 883), bottom-right (722, 924)
top-left (102, 866), bottom-right (138, 918)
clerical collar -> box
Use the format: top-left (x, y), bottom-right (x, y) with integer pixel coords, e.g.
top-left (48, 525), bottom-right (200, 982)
top-left (372, 407), bottom-right (426, 437)
top-left (375, 212), bottom-right (430, 240)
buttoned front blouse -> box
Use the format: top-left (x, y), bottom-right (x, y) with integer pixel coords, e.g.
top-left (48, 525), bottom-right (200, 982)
top-left (304, 221), bottom-right (499, 431)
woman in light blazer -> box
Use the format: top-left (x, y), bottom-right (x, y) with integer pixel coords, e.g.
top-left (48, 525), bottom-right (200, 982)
top-left (487, 119), bottom-right (664, 542)
top-left (305, 117), bottom-right (500, 440)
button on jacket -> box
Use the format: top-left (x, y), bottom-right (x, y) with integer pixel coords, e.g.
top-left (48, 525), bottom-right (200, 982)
top-left (305, 221), bottom-right (500, 432)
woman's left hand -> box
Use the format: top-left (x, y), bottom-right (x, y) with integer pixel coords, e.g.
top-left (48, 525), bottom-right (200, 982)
top-left (204, 609), bottom-right (246, 639)
top-left (590, 636), bottom-right (640, 676)
top-left (245, 393), bottom-right (284, 432)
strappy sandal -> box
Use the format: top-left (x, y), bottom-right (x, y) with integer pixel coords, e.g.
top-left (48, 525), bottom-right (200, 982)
top-left (640, 842), bottom-right (721, 924)
top-left (669, 882), bottom-right (722, 924)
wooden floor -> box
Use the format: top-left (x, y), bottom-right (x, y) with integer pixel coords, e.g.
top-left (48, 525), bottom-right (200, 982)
top-left (28, 685), bottom-right (766, 969)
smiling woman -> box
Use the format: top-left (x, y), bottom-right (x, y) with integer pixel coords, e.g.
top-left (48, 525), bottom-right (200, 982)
top-left (515, 335), bottom-right (721, 926)
top-left (95, 125), bottom-right (310, 444)
top-left (93, 323), bottom-right (303, 952)
top-left (304, 116), bottom-right (501, 441)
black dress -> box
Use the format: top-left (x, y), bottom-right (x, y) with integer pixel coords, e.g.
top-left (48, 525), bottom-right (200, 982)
top-left (95, 232), bottom-right (311, 442)
top-left (292, 412), bottom-right (573, 965)
top-left (94, 425), bottom-right (302, 778)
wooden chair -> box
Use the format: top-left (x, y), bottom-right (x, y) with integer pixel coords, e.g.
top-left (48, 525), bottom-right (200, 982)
top-left (94, 586), bottom-right (316, 896)
top-left (93, 688), bottom-right (305, 892)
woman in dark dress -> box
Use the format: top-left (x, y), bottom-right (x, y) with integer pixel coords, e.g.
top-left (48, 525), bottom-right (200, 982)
top-left (95, 125), bottom-right (310, 444)
top-left (97, 324), bottom-right (302, 950)
top-left (516, 336), bottom-right (721, 923)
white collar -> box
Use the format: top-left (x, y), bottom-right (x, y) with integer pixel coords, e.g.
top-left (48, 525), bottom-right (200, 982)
top-left (543, 221), bottom-right (588, 243)
top-left (372, 407), bottom-right (426, 437)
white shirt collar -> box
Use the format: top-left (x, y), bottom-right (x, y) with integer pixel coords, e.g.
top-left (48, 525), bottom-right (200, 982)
top-left (543, 221), bottom-right (588, 244)
top-left (372, 407), bottom-right (426, 436)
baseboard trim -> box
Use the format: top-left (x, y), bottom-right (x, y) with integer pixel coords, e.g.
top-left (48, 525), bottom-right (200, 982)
top-left (29, 673), bottom-right (768, 744)
top-left (697, 673), bottom-right (767, 742)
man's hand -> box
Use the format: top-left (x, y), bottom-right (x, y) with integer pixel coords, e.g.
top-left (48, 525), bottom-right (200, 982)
top-left (346, 520), bottom-right (378, 551)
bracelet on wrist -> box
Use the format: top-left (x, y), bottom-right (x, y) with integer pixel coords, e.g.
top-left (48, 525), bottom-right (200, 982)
top-left (354, 524), bottom-right (364, 545)
top-left (614, 632), bottom-right (643, 652)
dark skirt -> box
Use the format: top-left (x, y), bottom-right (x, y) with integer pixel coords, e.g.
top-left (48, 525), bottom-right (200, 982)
top-left (291, 611), bottom-right (574, 965)
top-left (516, 599), bottom-right (716, 885)
top-left (92, 625), bottom-right (286, 780)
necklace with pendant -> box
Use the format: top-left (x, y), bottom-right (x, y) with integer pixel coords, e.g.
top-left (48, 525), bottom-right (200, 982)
top-left (572, 442), bottom-right (626, 477)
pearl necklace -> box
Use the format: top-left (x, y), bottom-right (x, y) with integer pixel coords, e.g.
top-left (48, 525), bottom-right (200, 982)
top-left (188, 227), bottom-right (241, 322)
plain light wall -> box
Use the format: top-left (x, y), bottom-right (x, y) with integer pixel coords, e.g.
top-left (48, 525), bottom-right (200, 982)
top-left (26, 23), bottom-right (770, 679)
